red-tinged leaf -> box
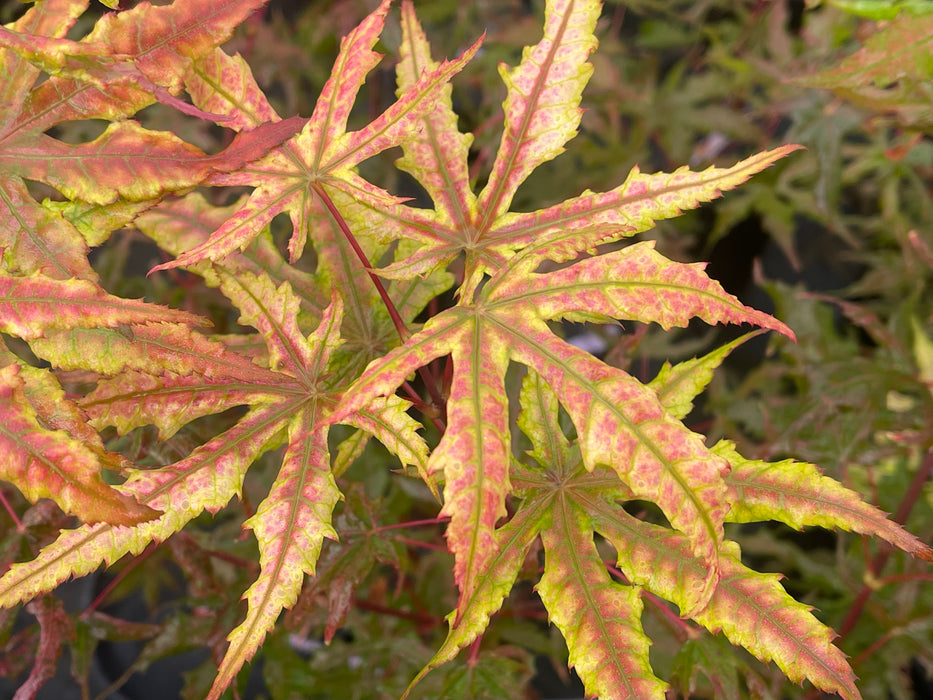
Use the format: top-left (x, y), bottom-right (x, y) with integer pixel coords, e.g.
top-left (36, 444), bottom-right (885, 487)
top-left (0, 273), bottom-right (206, 340)
top-left (538, 500), bottom-right (666, 700)
top-left (0, 0), bottom-right (87, 121)
top-left (434, 319), bottom-right (511, 610)
top-left (377, 77), bottom-right (798, 289)
top-left (135, 192), bottom-right (328, 314)
top-left (2, 118), bottom-right (303, 206)
top-left (299, 0), bottom-right (392, 169)
top-left (334, 245), bottom-right (771, 614)
top-left (151, 23), bottom-right (480, 271)
top-left (505, 334), bottom-right (729, 613)
top-left (395, 0), bottom-right (476, 230)
top-left (82, 370), bottom-right (282, 439)
top-left (0, 25), bottom-right (111, 81)
top-left (475, 0), bottom-right (600, 225)
top-left (4, 123), bottom-right (203, 205)
top-left (488, 241), bottom-right (794, 339)
top-left (699, 552), bottom-right (862, 700)
top-left (491, 146), bottom-right (804, 266)
top-left (715, 440), bottom-right (933, 562)
top-left (186, 47), bottom-right (281, 130)
top-left (0, 364), bottom-right (158, 526)
top-left (14, 362), bottom-right (127, 473)
top-left (341, 394), bottom-right (430, 486)
top-left (217, 271), bottom-right (319, 378)
top-left (205, 116), bottom-right (307, 172)
top-left (0, 404), bottom-right (289, 607)
top-left (333, 40), bottom-right (486, 175)
top-left (0, 180), bottom-right (96, 280)
top-left (14, 595), bottom-right (75, 700)
top-left (8, 0), bottom-right (268, 135)
top-left (30, 323), bottom-right (281, 382)
top-left (211, 404), bottom-right (341, 699)
top-left (595, 509), bottom-right (862, 700)
top-left (86, 0), bottom-right (268, 95)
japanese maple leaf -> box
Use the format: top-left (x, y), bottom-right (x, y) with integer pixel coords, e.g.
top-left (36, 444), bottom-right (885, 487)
top-left (150, 0), bottom-right (482, 274)
top-left (0, 0), bottom-right (299, 281)
top-left (331, 239), bottom-right (797, 619)
top-left (396, 362), bottom-right (933, 700)
top-left (0, 265), bottom-right (429, 699)
top-left (326, 0), bottom-right (800, 618)
top-left (361, 0), bottom-right (800, 300)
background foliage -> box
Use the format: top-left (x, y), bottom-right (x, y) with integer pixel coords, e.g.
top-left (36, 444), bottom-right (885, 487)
top-left (0, 1), bottom-right (931, 699)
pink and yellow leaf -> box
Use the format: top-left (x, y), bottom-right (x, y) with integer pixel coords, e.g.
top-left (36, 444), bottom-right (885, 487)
top-left (2, 119), bottom-right (302, 206)
top-left (0, 364), bottom-right (157, 526)
top-left (489, 241), bottom-right (793, 339)
top-left (212, 405), bottom-right (340, 699)
top-left (82, 371), bottom-right (283, 439)
top-left (476, 0), bottom-right (600, 225)
top-left (10, 0), bottom-right (268, 134)
top-left (217, 272), bottom-right (318, 377)
top-left (85, 0), bottom-right (269, 95)
top-left (298, 0), bottom-right (392, 169)
top-left (715, 440), bottom-right (933, 562)
top-left (342, 395), bottom-right (430, 487)
top-left (492, 146), bottom-right (802, 264)
top-left (0, 0), bottom-right (86, 113)
top-left (505, 319), bottom-right (728, 613)
top-left (433, 321), bottom-right (511, 609)
top-left (538, 500), bottom-right (665, 700)
top-left (0, 404), bottom-right (288, 607)
top-left (395, 0), bottom-right (477, 227)
top-left (0, 273), bottom-right (206, 340)
top-left (0, 182), bottom-right (96, 280)
top-left (30, 323), bottom-right (282, 382)
top-left (186, 47), bottom-right (280, 130)
top-left (596, 508), bottom-right (861, 699)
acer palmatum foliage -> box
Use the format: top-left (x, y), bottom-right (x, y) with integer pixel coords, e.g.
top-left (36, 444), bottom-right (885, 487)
top-left (0, 0), bottom-right (930, 698)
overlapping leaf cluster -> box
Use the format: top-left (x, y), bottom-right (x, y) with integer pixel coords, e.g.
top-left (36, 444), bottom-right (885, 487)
top-left (0, 1), bottom-right (930, 698)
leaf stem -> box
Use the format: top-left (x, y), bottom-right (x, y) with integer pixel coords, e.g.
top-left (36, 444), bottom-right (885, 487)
top-left (311, 182), bottom-right (447, 424)
top-left (312, 183), bottom-right (411, 342)
top-left (0, 487), bottom-right (23, 533)
top-left (607, 564), bottom-right (698, 642)
top-left (81, 543), bottom-right (157, 618)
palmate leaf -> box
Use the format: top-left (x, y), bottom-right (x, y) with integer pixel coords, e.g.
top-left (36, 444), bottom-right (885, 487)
top-left (0, 0), bottom-right (282, 280)
top-left (412, 369), bottom-right (931, 699)
top-left (371, 0), bottom-right (801, 299)
top-left (0, 272), bottom-right (429, 699)
top-left (334, 240), bottom-right (794, 616)
top-left (150, 0), bottom-right (483, 272)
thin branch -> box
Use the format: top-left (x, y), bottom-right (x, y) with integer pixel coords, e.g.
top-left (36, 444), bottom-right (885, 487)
top-left (838, 447), bottom-right (933, 641)
top-left (312, 183), bottom-right (448, 430)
